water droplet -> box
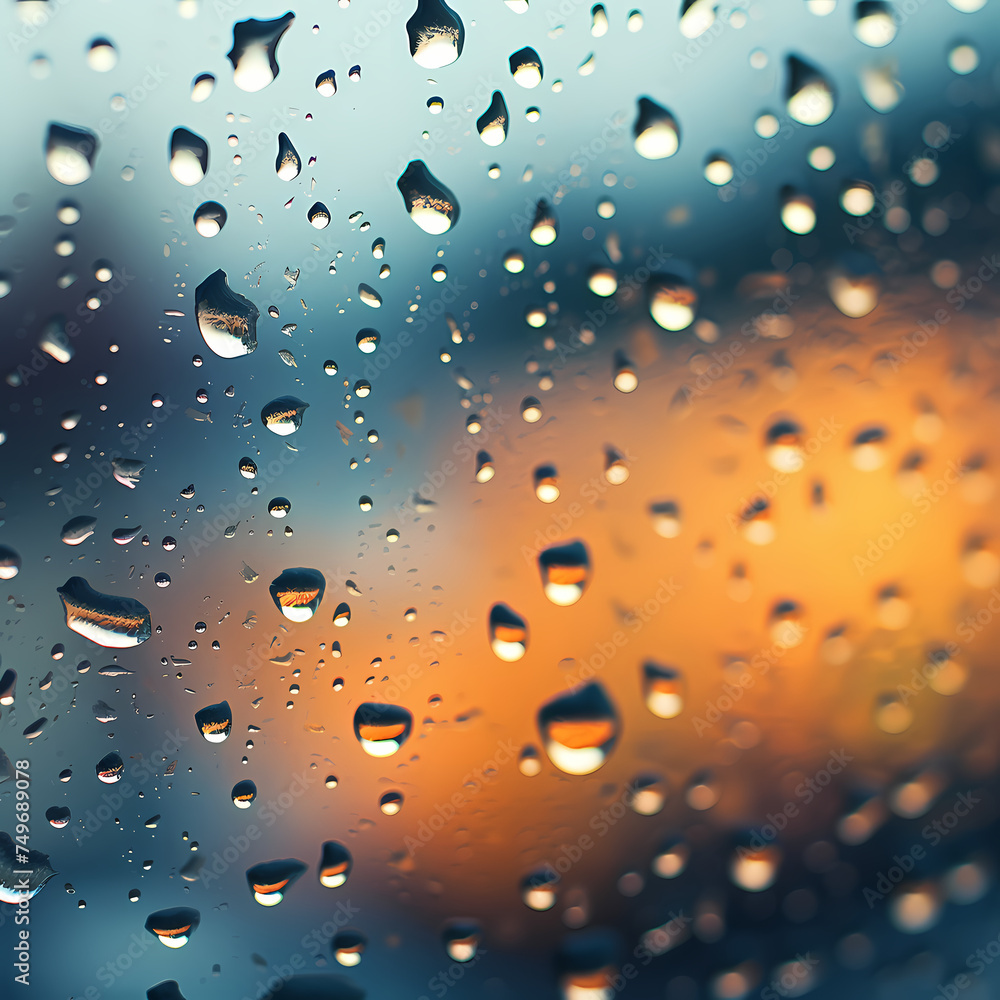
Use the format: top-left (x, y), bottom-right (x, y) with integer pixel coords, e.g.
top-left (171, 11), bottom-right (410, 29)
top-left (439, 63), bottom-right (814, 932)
top-left (643, 663), bottom-right (684, 718)
top-left (169, 128), bottom-right (209, 186)
top-left (379, 790), bottom-right (404, 815)
top-left (730, 843), bottom-right (781, 891)
top-left (489, 603), bottom-right (528, 661)
top-left (195, 700), bottom-right (232, 743)
top-left (534, 464), bottom-right (559, 502)
top-left (261, 395), bottom-right (309, 436)
top-left (648, 274), bottom-right (697, 330)
top-left (354, 703), bottom-right (413, 757)
top-left (503, 249), bottom-right (525, 272)
top-left (588, 267), bottom-right (618, 296)
top-left (46, 806), bottom-right (71, 829)
top-left (613, 351), bottom-right (638, 392)
top-left (780, 188), bottom-right (816, 234)
top-left (537, 681), bottom-right (619, 774)
top-left (227, 12), bottom-right (295, 92)
top-left (333, 930), bottom-right (367, 966)
top-left (407, 0), bottom-right (465, 68)
top-left (853, 1), bottom-right (897, 46)
top-left (704, 153), bottom-right (734, 185)
top-left (319, 841), bottom-right (352, 887)
top-left (46, 123), bottom-right (99, 185)
top-left (232, 779), bottom-right (257, 808)
top-left (522, 869), bottom-right (559, 910)
top-left (443, 920), bottom-right (481, 961)
top-left (764, 420), bottom-right (805, 472)
top-left (510, 46), bottom-right (543, 88)
top-left (268, 497), bottom-right (291, 518)
top-left (538, 540), bottom-right (591, 605)
top-left (276, 132), bottom-right (301, 180)
top-left (270, 568), bottom-right (325, 622)
top-left (196, 269), bottom-right (259, 357)
top-left (316, 69), bottom-right (337, 96)
top-left (475, 451), bottom-right (495, 482)
top-left (397, 160), bottom-right (460, 234)
top-left (307, 202), bottom-right (331, 229)
top-left (529, 200), bottom-right (558, 245)
top-left (246, 858), bottom-right (306, 906)
top-left (145, 907), bottom-right (200, 948)
top-left (191, 73), bottom-right (215, 102)
top-left (193, 201), bottom-right (227, 237)
top-left (633, 97), bottom-right (680, 159)
top-left (96, 751), bottom-right (124, 783)
top-left (61, 515), bottom-right (97, 546)
top-left (786, 55), bottom-right (835, 125)
top-left (477, 91), bottom-right (509, 146)
top-left (58, 577), bottom-right (151, 647)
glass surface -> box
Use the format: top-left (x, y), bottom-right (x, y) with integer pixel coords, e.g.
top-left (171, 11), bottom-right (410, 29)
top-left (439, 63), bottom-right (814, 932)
top-left (2, 1), bottom-right (1000, 998)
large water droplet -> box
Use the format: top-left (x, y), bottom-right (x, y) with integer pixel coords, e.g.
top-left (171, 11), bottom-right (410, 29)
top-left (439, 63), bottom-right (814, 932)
top-left (46, 123), bottom-right (99, 185)
top-left (539, 540), bottom-right (591, 606)
top-left (442, 920), bottom-right (482, 962)
top-left (261, 395), bottom-right (309, 436)
top-left (353, 703), bottom-right (413, 757)
top-left (144, 907), bottom-right (200, 948)
top-left (642, 663), bottom-right (684, 718)
top-left (538, 682), bottom-right (619, 774)
top-left (270, 568), bottom-right (325, 622)
top-left (488, 603), bottom-right (528, 661)
top-left (61, 515), bottom-right (97, 545)
top-left (318, 842), bottom-right (353, 888)
top-left (530, 200), bottom-right (558, 246)
top-left (648, 274), bottom-right (697, 330)
top-left (232, 779), bottom-right (257, 808)
top-left (407, 0), bottom-right (465, 68)
top-left (276, 132), bottom-right (301, 181)
top-left (96, 750), bottom-right (124, 783)
top-left (193, 201), bottom-right (227, 237)
top-left (195, 700), bottom-right (232, 743)
top-left (169, 128), bottom-right (209, 186)
top-left (477, 91), bottom-right (509, 146)
top-left (510, 46), bottom-right (543, 87)
top-left (57, 577), bottom-right (151, 647)
top-left (397, 161), bottom-right (460, 234)
top-left (786, 55), bottom-right (835, 125)
top-left (854, 1), bottom-right (897, 46)
top-left (227, 12), bottom-right (295, 92)
top-left (247, 858), bottom-right (307, 906)
top-left (196, 269), bottom-right (259, 358)
top-left (633, 98), bottom-right (680, 159)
